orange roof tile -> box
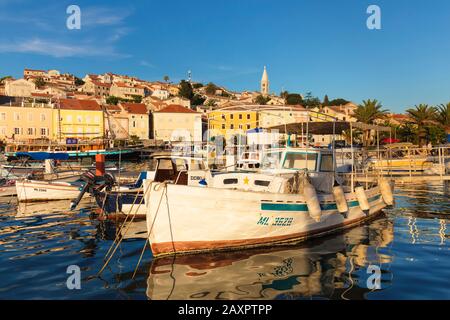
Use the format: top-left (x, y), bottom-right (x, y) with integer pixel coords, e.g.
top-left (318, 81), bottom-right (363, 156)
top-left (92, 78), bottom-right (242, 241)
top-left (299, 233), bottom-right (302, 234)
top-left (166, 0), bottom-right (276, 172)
top-left (120, 102), bottom-right (148, 114)
top-left (156, 104), bottom-right (197, 113)
top-left (58, 98), bottom-right (102, 111)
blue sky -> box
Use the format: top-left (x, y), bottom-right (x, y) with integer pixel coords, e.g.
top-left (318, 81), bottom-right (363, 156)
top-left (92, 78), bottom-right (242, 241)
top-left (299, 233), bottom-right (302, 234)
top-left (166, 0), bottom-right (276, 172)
top-left (1, 0), bottom-right (449, 112)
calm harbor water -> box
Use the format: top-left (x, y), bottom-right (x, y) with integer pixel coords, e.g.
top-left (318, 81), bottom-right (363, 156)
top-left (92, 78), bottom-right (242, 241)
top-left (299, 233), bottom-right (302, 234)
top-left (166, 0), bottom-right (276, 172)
top-left (0, 181), bottom-right (449, 300)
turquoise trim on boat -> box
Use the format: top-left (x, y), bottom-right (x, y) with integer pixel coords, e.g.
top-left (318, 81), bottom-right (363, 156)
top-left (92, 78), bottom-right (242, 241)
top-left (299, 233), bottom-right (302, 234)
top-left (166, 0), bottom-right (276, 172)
top-left (261, 195), bottom-right (381, 211)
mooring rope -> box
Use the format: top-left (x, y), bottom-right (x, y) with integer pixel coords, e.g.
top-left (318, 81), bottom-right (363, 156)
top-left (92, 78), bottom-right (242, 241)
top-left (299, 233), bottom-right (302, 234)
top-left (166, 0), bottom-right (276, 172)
top-left (99, 181), bottom-right (167, 277)
top-left (103, 187), bottom-right (143, 260)
top-left (98, 185), bottom-right (150, 275)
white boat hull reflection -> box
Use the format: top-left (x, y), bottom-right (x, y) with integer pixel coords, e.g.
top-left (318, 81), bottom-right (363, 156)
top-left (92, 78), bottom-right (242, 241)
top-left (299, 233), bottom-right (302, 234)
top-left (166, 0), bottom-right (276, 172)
top-left (146, 218), bottom-right (394, 300)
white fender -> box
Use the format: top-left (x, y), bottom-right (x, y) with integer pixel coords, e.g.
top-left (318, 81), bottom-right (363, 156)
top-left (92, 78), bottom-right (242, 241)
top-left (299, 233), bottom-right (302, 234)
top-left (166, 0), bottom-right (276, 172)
top-left (303, 179), bottom-right (322, 222)
top-left (355, 186), bottom-right (370, 211)
top-left (378, 177), bottom-right (394, 206)
top-left (333, 184), bottom-right (348, 214)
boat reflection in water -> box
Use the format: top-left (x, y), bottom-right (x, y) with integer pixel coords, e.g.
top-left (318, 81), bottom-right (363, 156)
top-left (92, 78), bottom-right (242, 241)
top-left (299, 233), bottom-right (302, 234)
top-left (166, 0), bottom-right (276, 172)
top-left (147, 217), bottom-right (394, 300)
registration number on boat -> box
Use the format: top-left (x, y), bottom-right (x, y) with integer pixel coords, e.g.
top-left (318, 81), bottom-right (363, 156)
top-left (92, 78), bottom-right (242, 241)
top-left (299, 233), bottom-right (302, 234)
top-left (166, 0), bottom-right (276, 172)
top-left (33, 188), bottom-right (47, 192)
top-left (257, 216), bottom-right (293, 226)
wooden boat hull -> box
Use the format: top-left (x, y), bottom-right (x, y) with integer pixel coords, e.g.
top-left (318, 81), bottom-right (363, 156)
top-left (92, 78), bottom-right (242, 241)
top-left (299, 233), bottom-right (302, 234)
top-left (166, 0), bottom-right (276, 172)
top-left (145, 182), bottom-right (387, 257)
top-left (16, 180), bottom-right (86, 202)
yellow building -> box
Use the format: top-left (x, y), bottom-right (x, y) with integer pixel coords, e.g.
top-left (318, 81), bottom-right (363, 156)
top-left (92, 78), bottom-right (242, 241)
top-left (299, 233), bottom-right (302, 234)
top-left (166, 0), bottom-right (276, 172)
top-left (0, 98), bottom-right (53, 141)
top-left (52, 99), bottom-right (104, 140)
top-left (207, 106), bottom-right (259, 138)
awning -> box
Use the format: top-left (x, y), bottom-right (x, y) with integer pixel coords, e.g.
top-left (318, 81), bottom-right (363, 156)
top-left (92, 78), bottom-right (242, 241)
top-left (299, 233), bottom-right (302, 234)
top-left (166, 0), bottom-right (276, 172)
top-left (265, 121), bottom-right (391, 134)
top-left (16, 152), bottom-right (70, 160)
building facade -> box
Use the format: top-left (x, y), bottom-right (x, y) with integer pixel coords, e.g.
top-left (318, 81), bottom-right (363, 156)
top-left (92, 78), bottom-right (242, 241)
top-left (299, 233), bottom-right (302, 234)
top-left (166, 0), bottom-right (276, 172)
top-left (53, 99), bottom-right (104, 140)
top-left (153, 105), bottom-right (202, 142)
top-left (119, 102), bottom-right (149, 140)
top-left (0, 101), bottom-right (53, 141)
top-left (5, 79), bottom-right (36, 97)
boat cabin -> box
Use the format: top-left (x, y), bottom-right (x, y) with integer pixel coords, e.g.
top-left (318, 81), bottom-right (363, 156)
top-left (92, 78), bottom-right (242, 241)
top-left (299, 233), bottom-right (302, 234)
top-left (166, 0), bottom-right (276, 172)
top-left (260, 148), bottom-right (335, 173)
top-left (149, 155), bottom-right (207, 185)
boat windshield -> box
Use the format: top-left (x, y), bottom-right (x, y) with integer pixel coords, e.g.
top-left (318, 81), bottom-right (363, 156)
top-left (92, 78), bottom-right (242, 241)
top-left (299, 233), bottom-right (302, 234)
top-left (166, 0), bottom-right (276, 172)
top-left (282, 152), bottom-right (317, 171)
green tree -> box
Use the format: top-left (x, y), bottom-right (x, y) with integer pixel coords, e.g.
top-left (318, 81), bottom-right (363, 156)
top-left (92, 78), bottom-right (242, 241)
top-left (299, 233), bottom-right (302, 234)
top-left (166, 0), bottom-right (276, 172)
top-left (437, 103), bottom-right (450, 134)
top-left (205, 99), bottom-right (217, 107)
top-left (280, 90), bottom-right (289, 99)
top-left (178, 80), bottom-right (194, 100)
top-left (131, 95), bottom-right (142, 103)
top-left (254, 94), bottom-right (270, 105)
top-left (163, 75), bottom-right (170, 83)
top-left (192, 83), bottom-right (204, 89)
top-left (106, 96), bottom-right (120, 105)
top-left (406, 104), bottom-right (438, 146)
top-left (205, 82), bottom-right (218, 95)
top-left (285, 93), bottom-right (303, 105)
top-left (191, 94), bottom-right (206, 106)
top-left (34, 77), bottom-right (46, 88)
top-left (328, 98), bottom-right (349, 106)
top-left (323, 95), bottom-right (330, 106)
top-left (354, 99), bottom-right (388, 124)
top-left (397, 123), bottom-right (417, 143)
top-left (302, 92), bottom-right (321, 108)
top-left (74, 77), bottom-right (84, 86)
top-left (354, 99), bottom-right (389, 146)
top-left (0, 76), bottom-right (12, 84)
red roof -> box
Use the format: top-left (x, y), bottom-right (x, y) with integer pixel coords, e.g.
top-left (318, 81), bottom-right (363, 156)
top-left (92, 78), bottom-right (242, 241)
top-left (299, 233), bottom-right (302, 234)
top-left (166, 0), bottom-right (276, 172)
top-left (156, 104), bottom-right (197, 113)
top-left (31, 93), bottom-right (53, 98)
top-left (121, 102), bottom-right (148, 114)
top-left (104, 104), bottom-right (122, 112)
top-left (59, 99), bottom-right (102, 111)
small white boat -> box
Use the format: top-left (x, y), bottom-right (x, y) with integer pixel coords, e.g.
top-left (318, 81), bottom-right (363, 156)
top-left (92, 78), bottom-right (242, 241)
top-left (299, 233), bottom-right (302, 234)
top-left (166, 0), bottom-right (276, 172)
top-left (143, 147), bottom-right (394, 257)
top-left (16, 179), bottom-right (86, 202)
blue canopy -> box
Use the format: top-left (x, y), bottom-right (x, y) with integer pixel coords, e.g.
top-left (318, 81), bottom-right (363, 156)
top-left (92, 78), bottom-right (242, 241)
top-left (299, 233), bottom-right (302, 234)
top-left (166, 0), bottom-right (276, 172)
top-left (16, 152), bottom-right (70, 160)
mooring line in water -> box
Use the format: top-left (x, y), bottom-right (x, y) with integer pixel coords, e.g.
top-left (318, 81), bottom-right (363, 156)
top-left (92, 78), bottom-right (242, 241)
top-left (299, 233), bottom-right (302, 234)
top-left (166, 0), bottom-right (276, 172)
top-left (132, 239), bottom-right (148, 279)
top-left (341, 255), bottom-right (355, 300)
top-left (130, 182), bottom-right (171, 281)
top-left (98, 182), bottom-right (167, 277)
top-left (103, 189), bottom-right (142, 261)
top-left (98, 191), bottom-right (146, 276)
top-left (101, 184), bottom-right (148, 266)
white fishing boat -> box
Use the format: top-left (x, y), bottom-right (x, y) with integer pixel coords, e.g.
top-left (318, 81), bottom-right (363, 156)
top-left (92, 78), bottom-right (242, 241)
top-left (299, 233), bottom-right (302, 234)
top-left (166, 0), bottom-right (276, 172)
top-left (13, 152), bottom-right (88, 202)
top-left (142, 119), bottom-right (396, 257)
top-left (143, 146), bottom-right (394, 257)
top-left (16, 179), bottom-right (86, 202)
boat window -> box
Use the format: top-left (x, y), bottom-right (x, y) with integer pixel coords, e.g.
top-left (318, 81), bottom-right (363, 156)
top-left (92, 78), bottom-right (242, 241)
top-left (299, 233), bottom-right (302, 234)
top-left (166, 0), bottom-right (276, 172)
top-left (254, 180), bottom-right (270, 187)
top-left (283, 153), bottom-right (317, 171)
top-left (320, 154), bottom-right (334, 172)
top-left (223, 178), bottom-right (238, 184)
top-left (261, 152), bottom-right (283, 169)
top-left (158, 159), bottom-right (173, 170)
top-left (173, 158), bottom-right (187, 171)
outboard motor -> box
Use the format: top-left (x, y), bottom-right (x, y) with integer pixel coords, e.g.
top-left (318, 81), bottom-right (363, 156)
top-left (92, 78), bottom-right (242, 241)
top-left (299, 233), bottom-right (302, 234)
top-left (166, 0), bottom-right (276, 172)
top-left (70, 171), bottom-right (115, 210)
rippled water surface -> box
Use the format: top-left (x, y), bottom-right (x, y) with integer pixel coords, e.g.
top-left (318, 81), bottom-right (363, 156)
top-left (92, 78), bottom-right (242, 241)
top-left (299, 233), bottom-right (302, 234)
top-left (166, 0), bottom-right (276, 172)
top-left (0, 181), bottom-right (449, 299)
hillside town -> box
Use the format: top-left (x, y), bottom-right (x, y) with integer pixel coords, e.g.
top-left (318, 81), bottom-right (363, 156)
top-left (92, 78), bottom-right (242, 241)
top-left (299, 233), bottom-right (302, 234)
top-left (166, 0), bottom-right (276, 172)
top-left (0, 67), bottom-right (449, 149)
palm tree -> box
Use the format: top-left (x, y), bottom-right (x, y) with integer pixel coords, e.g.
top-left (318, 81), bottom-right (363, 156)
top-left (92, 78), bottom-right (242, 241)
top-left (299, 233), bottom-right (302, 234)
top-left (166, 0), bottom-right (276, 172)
top-left (405, 104), bottom-right (438, 146)
top-left (354, 99), bottom-right (389, 146)
top-left (437, 103), bottom-right (450, 134)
